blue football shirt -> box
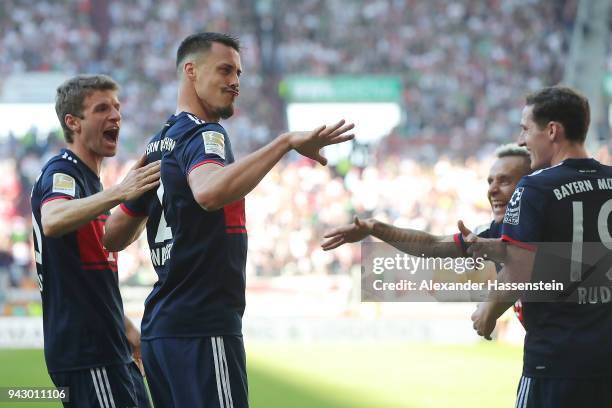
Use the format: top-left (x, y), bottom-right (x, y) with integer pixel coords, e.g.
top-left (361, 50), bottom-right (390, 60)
top-left (501, 158), bottom-right (612, 378)
top-left (31, 149), bottom-right (131, 372)
top-left (123, 112), bottom-right (247, 339)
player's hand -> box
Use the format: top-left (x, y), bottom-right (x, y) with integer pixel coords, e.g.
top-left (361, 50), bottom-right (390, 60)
top-left (125, 322), bottom-right (145, 376)
top-left (458, 220), bottom-right (478, 245)
top-left (321, 216), bottom-right (374, 250)
top-left (457, 220), bottom-right (484, 257)
top-left (471, 302), bottom-right (496, 340)
top-left (285, 120), bottom-right (355, 165)
top-left (117, 154), bottom-right (161, 202)
top-left (458, 220), bottom-right (506, 263)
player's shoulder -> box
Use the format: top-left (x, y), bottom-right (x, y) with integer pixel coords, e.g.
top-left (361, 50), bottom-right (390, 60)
top-left (474, 222), bottom-right (491, 236)
top-left (526, 158), bottom-right (610, 183)
top-left (34, 150), bottom-right (82, 197)
top-left (524, 162), bottom-right (563, 179)
top-left (476, 220), bottom-right (501, 238)
top-left (518, 161), bottom-right (571, 190)
top-left (170, 112), bottom-right (227, 139)
top-left (591, 160), bottom-right (612, 176)
top-left (42, 149), bottom-right (81, 176)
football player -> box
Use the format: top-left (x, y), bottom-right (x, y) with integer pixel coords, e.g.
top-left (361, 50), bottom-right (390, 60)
top-left (31, 75), bottom-right (159, 407)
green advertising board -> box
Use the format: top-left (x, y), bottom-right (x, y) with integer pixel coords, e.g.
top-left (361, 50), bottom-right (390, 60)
top-left (279, 75), bottom-right (402, 103)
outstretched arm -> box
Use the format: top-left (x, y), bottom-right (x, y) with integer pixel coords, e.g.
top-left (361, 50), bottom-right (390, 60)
top-left (189, 120), bottom-right (354, 211)
top-left (42, 157), bottom-right (159, 237)
top-left (322, 216), bottom-right (462, 258)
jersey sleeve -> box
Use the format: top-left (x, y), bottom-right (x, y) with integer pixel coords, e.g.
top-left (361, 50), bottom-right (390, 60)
top-left (452, 233), bottom-right (466, 255)
top-left (120, 195), bottom-right (148, 217)
top-left (39, 161), bottom-right (83, 206)
top-left (501, 179), bottom-right (547, 251)
top-left (179, 124), bottom-right (228, 176)
top-left (122, 136), bottom-right (162, 217)
top-left (477, 226), bottom-right (493, 239)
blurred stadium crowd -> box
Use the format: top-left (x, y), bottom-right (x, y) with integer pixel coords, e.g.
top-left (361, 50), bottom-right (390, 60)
top-left (1, 0), bottom-right (611, 316)
top-left (2, 0), bottom-right (581, 156)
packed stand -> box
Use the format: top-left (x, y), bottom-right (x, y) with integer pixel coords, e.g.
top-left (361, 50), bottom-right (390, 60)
top-left (1, 0), bottom-right (578, 159)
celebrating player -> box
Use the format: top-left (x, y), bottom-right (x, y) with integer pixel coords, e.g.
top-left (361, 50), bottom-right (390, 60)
top-left (471, 86), bottom-right (612, 407)
top-left (31, 75), bottom-right (159, 407)
top-left (322, 144), bottom-right (531, 309)
top-left (103, 32), bottom-right (354, 408)
top-left (321, 144), bottom-right (530, 258)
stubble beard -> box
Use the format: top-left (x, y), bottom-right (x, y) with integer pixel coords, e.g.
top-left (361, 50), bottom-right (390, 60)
top-left (217, 103), bottom-right (234, 119)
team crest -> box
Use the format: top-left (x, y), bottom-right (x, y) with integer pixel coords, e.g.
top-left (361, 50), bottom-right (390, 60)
top-left (52, 173), bottom-right (76, 196)
top-left (202, 131), bottom-right (225, 160)
top-left (504, 187), bottom-right (524, 225)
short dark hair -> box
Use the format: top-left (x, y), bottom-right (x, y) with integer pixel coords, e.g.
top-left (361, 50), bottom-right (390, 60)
top-left (525, 86), bottom-right (590, 143)
top-left (55, 74), bottom-right (119, 143)
top-left (176, 32), bottom-right (240, 70)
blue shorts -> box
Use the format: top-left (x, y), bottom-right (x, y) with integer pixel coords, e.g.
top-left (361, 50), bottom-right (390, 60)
top-left (49, 361), bottom-right (150, 407)
top-left (141, 336), bottom-right (248, 408)
top-left (516, 375), bottom-right (612, 408)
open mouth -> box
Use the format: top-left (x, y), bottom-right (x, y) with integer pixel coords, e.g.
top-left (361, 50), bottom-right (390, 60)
top-left (103, 128), bottom-right (119, 144)
top-left (492, 202), bottom-right (507, 212)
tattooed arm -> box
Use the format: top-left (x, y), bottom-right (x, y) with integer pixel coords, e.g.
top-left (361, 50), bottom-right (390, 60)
top-left (321, 216), bottom-right (463, 258)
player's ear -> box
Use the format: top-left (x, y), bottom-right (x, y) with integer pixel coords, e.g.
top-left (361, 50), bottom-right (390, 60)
top-left (183, 61), bottom-right (197, 82)
top-left (548, 121), bottom-right (563, 142)
top-left (64, 114), bottom-right (81, 135)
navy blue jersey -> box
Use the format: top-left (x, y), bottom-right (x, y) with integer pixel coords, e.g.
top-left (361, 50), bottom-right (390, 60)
top-left (476, 221), bottom-right (502, 239)
top-left (121, 120), bottom-right (173, 337)
top-left (501, 158), bottom-right (612, 378)
top-left (31, 149), bottom-right (131, 372)
top-left (126, 112), bottom-right (247, 339)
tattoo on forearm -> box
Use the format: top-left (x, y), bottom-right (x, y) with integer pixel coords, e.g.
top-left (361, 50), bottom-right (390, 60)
top-left (371, 222), bottom-right (459, 258)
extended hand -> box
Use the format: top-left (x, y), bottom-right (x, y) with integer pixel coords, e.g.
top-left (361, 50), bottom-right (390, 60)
top-left (286, 119), bottom-right (355, 165)
top-left (457, 220), bottom-right (506, 263)
top-left (118, 154), bottom-right (161, 202)
top-left (321, 216), bottom-right (373, 250)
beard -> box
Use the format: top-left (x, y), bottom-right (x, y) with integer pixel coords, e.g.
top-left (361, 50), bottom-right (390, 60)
top-left (216, 103), bottom-right (234, 119)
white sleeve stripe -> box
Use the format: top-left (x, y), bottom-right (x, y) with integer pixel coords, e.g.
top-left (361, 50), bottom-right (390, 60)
top-left (211, 337), bottom-right (226, 408)
top-left (101, 367), bottom-right (117, 408)
top-left (219, 337), bottom-right (234, 408)
top-left (95, 368), bottom-right (111, 408)
top-left (90, 368), bottom-right (108, 408)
